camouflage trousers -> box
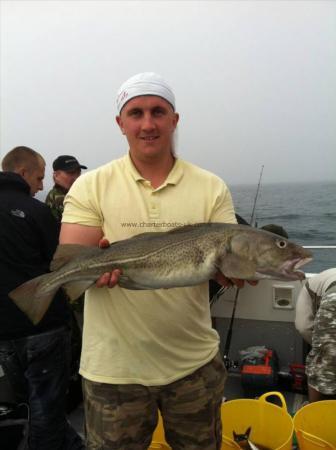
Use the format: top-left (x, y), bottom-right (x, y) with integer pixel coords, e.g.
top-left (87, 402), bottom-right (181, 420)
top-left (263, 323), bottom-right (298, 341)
top-left (306, 285), bottom-right (336, 396)
top-left (83, 352), bottom-right (227, 450)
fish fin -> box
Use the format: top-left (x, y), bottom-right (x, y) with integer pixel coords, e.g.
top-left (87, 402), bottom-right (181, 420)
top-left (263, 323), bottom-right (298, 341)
top-left (9, 274), bottom-right (57, 325)
top-left (218, 254), bottom-right (257, 279)
top-left (129, 231), bottom-right (160, 238)
top-left (126, 231), bottom-right (166, 241)
top-left (63, 280), bottom-right (94, 301)
top-left (247, 440), bottom-right (260, 450)
top-left (129, 225), bottom-right (199, 240)
top-left (167, 224), bottom-right (201, 234)
top-left (127, 226), bottom-right (201, 240)
top-left (51, 244), bottom-right (100, 271)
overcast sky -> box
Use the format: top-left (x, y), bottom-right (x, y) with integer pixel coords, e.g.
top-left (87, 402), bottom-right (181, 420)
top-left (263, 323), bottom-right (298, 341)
top-left (1, 0), bottom-right (335, 196)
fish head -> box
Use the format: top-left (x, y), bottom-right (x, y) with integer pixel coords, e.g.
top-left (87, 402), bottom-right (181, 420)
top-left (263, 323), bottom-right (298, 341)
top-left (229, 226), bottom-right (313, 281)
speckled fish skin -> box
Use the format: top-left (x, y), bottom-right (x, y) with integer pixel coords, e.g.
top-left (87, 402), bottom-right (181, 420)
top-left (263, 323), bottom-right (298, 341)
top-left (9, 223), bottom-right (312, 324)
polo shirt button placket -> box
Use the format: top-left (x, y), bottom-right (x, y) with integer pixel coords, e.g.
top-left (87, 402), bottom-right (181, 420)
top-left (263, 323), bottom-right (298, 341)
top-left (148, 191), bottom-right (160, 220)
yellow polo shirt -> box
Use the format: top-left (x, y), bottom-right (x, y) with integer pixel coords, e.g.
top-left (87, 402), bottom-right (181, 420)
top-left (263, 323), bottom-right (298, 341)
top-left (63, 154), bottom-right (236, 385)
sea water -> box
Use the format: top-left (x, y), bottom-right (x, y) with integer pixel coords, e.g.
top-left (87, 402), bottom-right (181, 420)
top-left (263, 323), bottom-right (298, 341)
top-left (230, 181), bottom-right (336, 274)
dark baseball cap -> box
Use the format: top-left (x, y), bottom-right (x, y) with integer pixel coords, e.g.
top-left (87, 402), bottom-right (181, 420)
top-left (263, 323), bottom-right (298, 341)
top-left (261, 223), bottom-right (289, 239)
top-left (53, 155), bottom-right (87, 171)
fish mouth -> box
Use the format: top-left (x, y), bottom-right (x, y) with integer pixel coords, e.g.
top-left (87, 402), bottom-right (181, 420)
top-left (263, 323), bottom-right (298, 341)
top-left (293, 257), bottom-right (313, 270)
top-left (279, 257), bottom-right (313, 280)
top-left (257, 257), bottom-right (313, 281)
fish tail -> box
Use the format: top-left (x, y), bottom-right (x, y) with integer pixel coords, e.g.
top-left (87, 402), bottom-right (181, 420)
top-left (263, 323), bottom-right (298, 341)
top-left (9, 274), bottom-right (57, 325)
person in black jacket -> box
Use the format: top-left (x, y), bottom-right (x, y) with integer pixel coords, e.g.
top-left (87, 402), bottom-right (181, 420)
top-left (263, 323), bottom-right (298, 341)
top-left (0, 146), bottom-right (84, 449)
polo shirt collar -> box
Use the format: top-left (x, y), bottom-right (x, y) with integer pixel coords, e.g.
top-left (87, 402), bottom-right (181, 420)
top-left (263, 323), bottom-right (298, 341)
top-left (125, 152), bottom-right (184, 188)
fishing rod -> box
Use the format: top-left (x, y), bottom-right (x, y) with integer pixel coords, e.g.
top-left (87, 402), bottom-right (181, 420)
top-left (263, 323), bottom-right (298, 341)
top-left (220, 166), bottom-right (264, 367)
top-left (214, 166), bottom-right (264, 369)
top-left (210, 285), bottom-right (239, 369)
top-left (249, 165), bottom-right (264, 227)
top-left (222, 287), bottom-right (240, 370)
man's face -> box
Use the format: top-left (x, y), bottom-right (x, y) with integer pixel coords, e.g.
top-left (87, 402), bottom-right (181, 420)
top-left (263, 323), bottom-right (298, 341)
top-left (22, 159), bottom-right (45, 196)
top-left (116, 96), bottom-right (179, 162)
top-left (54, 168), bottom-right (81, 191)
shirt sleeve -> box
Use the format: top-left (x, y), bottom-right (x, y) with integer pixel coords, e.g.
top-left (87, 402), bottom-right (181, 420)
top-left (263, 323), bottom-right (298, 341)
top-left (295, 282), bottom-right (314, 344)
top-left (210, 180), bottom-right (237, 224)
top-left (62, 174), bottom-right (103, 227)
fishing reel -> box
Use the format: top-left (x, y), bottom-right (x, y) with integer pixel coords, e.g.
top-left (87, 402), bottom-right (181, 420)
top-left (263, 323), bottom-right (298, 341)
top-left (223, 354), bottom-right (239, 370)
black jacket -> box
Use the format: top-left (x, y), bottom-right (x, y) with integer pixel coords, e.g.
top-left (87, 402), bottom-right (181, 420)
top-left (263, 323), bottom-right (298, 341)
top-left (0, 172), bottom-right (71, 339)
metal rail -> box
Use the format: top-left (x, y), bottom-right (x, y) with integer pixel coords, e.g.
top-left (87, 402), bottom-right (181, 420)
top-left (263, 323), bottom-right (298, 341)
top-left (303, 246), bottom-right (336, 249)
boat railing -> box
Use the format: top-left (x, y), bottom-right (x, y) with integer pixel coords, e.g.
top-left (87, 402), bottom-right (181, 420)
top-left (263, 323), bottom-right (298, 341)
top-left (303, 245), bottom-right (336, 249)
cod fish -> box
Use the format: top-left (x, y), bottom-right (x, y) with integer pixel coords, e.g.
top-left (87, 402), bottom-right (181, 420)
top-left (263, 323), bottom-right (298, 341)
top-left (9, 223), bottom-right (312, 324)
top-left (233, 427), bottom-right (266, 450)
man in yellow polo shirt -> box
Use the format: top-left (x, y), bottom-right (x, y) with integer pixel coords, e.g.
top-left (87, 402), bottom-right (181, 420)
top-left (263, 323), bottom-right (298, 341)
top-left (61, 72), bottom-right (241, 450)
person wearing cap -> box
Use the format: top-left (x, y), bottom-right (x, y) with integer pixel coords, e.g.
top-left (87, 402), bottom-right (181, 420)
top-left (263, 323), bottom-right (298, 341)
top-left (260, 223), bottom-right (288, 239)
top-left (295, 268), bottom-right (336, 402)
top-left (0, 146), bottom-right (84, 450)
top-left (60, 72), bottom-right (252, 450)
top-left (46, 155), bottom-right (88, 412)
top-left (45, 155), bottom-right (87, 223)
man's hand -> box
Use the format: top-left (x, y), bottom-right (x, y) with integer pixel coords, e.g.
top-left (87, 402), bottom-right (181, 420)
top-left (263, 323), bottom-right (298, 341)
top-left (214, 272), bottom-right (258, 289)
top-left (96, 270), bottom-right (122, 288)
top-left (95, 238), bottom-right (122, 288)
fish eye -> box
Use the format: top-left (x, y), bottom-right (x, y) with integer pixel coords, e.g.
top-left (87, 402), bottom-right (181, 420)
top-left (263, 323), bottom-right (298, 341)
top-left (276, 239), bottom-right (287, 249)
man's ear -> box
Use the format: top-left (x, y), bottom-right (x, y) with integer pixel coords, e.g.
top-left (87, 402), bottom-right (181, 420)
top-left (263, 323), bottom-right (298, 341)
top-left (16, 166), bottom-right (26, 177)
top-left (173, 112), bottom-right (179, 129)
top-left (116, 116), bottom-right (125, 134)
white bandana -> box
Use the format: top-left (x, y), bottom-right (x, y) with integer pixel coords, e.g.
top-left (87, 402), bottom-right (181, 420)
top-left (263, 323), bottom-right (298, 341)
top-left (116, 72), bottom-right (175, 114)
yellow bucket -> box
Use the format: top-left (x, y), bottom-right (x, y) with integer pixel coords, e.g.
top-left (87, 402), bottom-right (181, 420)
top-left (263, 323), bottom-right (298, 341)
top-left (148, 444), bottom-right (170, 450)
top-left (150, 412), bottom-right (171, 449)
top-left (222, 436), bottom-right (241, 449)
top-left (221, 392), bottom-right (294, 450)
top-left (293, 400), bottom-right (336, 449)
